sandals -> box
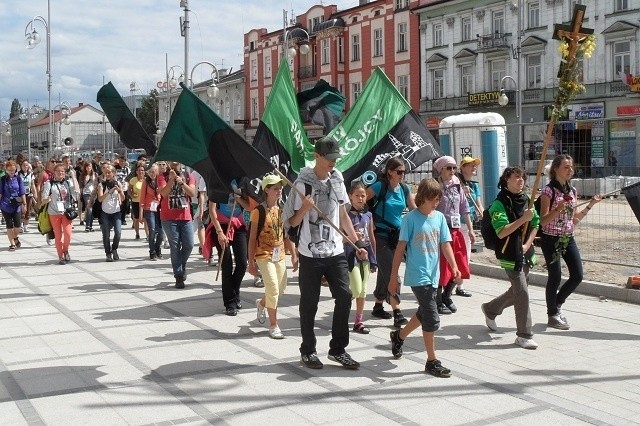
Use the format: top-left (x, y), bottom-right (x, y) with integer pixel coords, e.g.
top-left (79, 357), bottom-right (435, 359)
top-left (8, 245), bottom-right (16, 251)
top-left (14, 238), bottom-right (21, 248)
top-left (352, 323), bottom-right (370, 334)
top-left (425, 359), bottom-right (451, 378)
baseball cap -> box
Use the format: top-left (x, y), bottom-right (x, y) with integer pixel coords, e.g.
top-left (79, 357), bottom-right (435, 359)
top-left (460, 156), bottom-right (481, 167)
top-left (433, 155), bottom-right (457, 172)
top-left (261, 174), bottom-right (284, 190)
top-left (314, 137), bottom-right (341, 161)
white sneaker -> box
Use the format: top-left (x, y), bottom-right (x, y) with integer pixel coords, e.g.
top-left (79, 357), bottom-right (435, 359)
top-left (515, 337), bottom-right (538, 350)
top-left (269, 327), bottom-right (284, 339)
top-left (254, 276), bottom-right (264, 288)
top-left (481, 303), bottom-right (497, 331)
top-left (256, 298), bottom-right (266, 324)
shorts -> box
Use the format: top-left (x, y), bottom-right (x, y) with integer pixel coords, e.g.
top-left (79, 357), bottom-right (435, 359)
top-left (131, 202), bottom-right (140, 219)
top-left (2, 210), bottom-right (22, 229)
top-left (411, 285), bottom-right (440, 332)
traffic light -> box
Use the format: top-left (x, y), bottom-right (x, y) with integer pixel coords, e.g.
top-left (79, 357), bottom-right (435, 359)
top-left (63, 137), bottom-right (74, 146)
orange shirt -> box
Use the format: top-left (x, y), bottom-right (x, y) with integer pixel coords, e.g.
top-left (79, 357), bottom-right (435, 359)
top-left (250, 204), bottom-right (285, 261)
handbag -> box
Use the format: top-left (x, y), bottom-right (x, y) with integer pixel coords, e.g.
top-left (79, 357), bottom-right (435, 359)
top-left (37, 203), bottom-right (53, 235)
top-left (64, 207), bottom-right (78, 221)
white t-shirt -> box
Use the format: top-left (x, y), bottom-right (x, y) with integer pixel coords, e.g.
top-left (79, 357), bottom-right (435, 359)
top-left (293, 177), bottom-right (347, 259)
top-left (190, 170), bottom-right (207, 204)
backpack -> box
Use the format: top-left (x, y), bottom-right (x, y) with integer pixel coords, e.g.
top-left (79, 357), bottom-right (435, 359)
top-left (533, 183), bottom-right (576, 217)
top-left (287, 183), bottom-right (312, 246)
top-left (366, 180), bottom-right (410, 215)
top-left (480, 192), bottom-right (513, 252)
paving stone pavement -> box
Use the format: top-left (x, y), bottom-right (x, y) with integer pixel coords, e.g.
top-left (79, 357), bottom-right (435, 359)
top-left (1, 223), bottom-right (640, 425)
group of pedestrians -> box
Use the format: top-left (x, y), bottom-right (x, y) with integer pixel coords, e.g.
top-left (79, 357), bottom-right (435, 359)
top-left (1, 146), bottom-right (600, 378)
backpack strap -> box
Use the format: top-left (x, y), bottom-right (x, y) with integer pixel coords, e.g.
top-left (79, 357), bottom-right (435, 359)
top-left (255, 204), bottom-right (266, 241)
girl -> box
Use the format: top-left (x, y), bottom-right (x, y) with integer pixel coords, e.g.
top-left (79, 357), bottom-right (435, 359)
top-left (539, 154), bottom-right (602, 329)
top-left (80, 161), bottom-right (97, 232)
top-left (1, 161), bottom-right (26, 250)
top-left (18, 160), bottom-right (36, 232)
top-left (345, 182), bottom-right (377, 334)
top-left (98, 165), bottom-right (125, 262)
top-left (40, 164), bottom-right (74, 264)
top-left (248, 174), bottom-right (297, 339)
top-left (128, 162), bottom-right (146, 240)
top-left (140, 164), bottom-right (163, 260)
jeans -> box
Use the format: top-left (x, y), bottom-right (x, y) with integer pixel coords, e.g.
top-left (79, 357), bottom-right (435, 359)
top-left (214, 225), bottom-right (247, 309)
top-left (100, 211), bottom-right (121, 255)
top-left (373, 233), bottom-right (399, 302)
top-left (298, 254), bottom-right (352, 356)
top-left (144, 210), bottom-right (162, 255)
top-left (541, 233), bottom-right (584, 316)
top-left (484, 265), bottom-right (533, 339)
top-left (162, 219), bottom-right (194, 279)
top-left (82, 193), bottom-right (93, 228)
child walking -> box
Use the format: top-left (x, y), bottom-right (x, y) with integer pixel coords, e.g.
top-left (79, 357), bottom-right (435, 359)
top-left (388, 178), bottom-right (460, 377)
top-left (248, 174), bottom-right (298, 339)
top-left (345, 182), bottom-right (377, 334)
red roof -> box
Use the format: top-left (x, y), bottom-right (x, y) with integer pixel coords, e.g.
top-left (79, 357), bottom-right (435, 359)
top-left (30, 104), bottom-right (86, 127)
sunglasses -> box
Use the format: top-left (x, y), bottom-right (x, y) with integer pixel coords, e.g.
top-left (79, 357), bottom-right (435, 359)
top-left (393, 169), bottom-right (406, 175)
top-left (444, 166), bottom-right (457, 171)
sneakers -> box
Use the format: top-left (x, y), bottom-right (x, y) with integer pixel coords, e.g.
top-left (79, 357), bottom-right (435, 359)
top-left (548, 314), bottom-right (570, 330)
top-left (253, 276), bottom-right (264, 288)
top-left (150, 252), bottom-right (157, 261)
top-left (225, 307), bottom-right (237, 316)
top-left (175, 277), bottom-right (185, 289)
top-left (328, 352), bottom-right (360, 370)
top-left (371, 305), bottom-right (393, 319)
top-left (353, 323), bottom-right (370, 334)
top-left (514, 337), bottom-right (538, 350)
top-left (106, 253), bottom-right (113, 262)
top-left (163, 241), bottom-right (170, 249)
top-left (557, 306), bottom-right (569, 325)
top-left (112, 250), bottom-right (120, 261)
top-left (455, 288), bottom-right (472, 297)
top-left (156, 251), bottom-right (163, 259)
top-left (58, 257), bottom-right (66, 265)
top-left (135, 233), bottom-right (140, 240)
top-left (63, 251), bottom-right (70, 262)
top-left (393, 311), bottom-right (408, 328)
top-left (268, 327), bottom-right (284, 339)
top-left (481, 303), bottom-right (497, 331)
top-left (425, 359), bottom-right (452, 378)
top-left (390, 330), bottom-right (404, 359)
top-left (437, 303), bottom-right (452, 315)
top-left (301, 352), bottom-right (324, 369)
top-left (256, 298), bottom-right (266, 324)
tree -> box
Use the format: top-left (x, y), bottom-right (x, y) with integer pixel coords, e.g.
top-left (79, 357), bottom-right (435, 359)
top-left (10, 99), bottom-right (22, 118)
top-left (138, 89), bottom-right (158, 138)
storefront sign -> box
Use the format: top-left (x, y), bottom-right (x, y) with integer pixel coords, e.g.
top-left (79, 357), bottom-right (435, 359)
top-left (617, 105), bottom-right (640, 116)
top-left (619, 72), bottom-right (640, 92)
top-left (426, 117), bottom-right (441, 129)
top-left (468, 91), bottom-right (501, 106)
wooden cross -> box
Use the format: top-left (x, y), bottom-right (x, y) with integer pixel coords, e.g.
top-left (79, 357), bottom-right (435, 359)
top-left (552, 5), bottom-right (594, 75)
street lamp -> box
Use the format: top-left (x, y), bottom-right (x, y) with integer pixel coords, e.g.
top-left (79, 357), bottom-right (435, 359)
top-left (155, 119), bottom-right (168, 135)
top-left (24, 0), bottom-right (53, 155)
top-left (130, 82), bottom-right (138, 117)
top-left (189, 61), bottom-right (220, 98)
top-left (498, 75), bottom-right (523, 163)
top-left (52, 102), bottom-right (71, 152)
top-left (282, 9), bottom-right (310, 60)
top-left (180, 0), bottom-right (190, 88)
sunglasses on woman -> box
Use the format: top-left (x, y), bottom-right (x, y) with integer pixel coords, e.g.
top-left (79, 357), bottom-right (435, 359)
top-left (393, 169), bottom-right (406, 175)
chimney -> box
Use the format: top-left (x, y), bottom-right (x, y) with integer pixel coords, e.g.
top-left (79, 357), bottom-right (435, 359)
top-left (359, 0), bottom-right (369, 4)
top-left (78, 103), bottom-right (84, 107)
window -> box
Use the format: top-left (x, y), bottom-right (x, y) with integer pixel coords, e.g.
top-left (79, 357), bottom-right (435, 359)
top-left (397, 75), bottom-right (409, 100)
top-left (309, 16), bottom-right (322, 33)
top-left (460, 64), bottom-right (475, 94)
top-left (251, 97), bottom-right (258, 119)
top-left (264, 56), bottom-right (271, 79)
top-left (491, 59), bottom-right (506, 90)
top-left (613, 41), bottom-right (631, 74)
top-left (251, 59), bottom-right (258, 81)
top-left (461, 17), bottom-right (471, 42)
top-left (322, 39), bottom-right (330, 65)
top-left (352, 82), bottom-right (362, 103)
top-left (373, 28), bottom-right (383, 57)
top-left (528, 1), bottom-right (540, 28)
top-left (235, 94), bottom-right (241, 119)
top-left (432, 69), bottom-right (445, 99)
top-left (433, 23), bottom-right (443, 47)
top-left (398, 23), bottom-right (407, 52)
top-left (493, 11), bottom-right (505, 35)
top-left (224, 96), bottom-right (231, 123)
top-left (526, 54), bottom-right (541, 88)
top-left (352, 34), bottom-right (360, 61)
top-left (395, 0), bottom-right (409, 9)
top-left (615, 0), bottom-right (628, 12)
top-left (338, 37), bottom-right (344, 63)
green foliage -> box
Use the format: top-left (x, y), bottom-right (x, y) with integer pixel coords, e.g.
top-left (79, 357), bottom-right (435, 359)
top-left (138, 89), bottom-right (159, 138)
top-left (10, 99), bottom-right (22, 118)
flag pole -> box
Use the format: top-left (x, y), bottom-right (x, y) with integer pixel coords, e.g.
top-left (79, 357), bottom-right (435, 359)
top-left (215, 197), bottom-right (238, 281)
top-left (273, 168), bottom-right (360, 251)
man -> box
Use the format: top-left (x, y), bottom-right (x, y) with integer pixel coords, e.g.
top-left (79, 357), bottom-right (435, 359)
top-left (61, 155), bottom-right (80, 204)
top-left (283, 137), bottom-right (368, 370)
top-left (114, 155), bottom-right (131, 225)
top-left (190, 169), bottom-right (207, 255)
top-left (91, 152), bottom-right (103, 175)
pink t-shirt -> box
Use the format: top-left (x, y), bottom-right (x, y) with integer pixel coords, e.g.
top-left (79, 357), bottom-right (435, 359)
top-left (540, 185), bottom-right (576, 236)
top-left (157, 172), bottom-right (194, 221)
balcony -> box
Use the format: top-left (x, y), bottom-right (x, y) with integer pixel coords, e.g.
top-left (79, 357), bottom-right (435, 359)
top-left (298, 65), bottom-right (316, 80)
top-left (476, 32), bottom-right (512, 53)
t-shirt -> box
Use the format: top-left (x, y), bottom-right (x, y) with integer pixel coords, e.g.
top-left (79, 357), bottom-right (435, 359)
top-left (251, 204), bottom-right (285, 261)
top-left (399, 209), bottom-right (451, 287)
top-left (128, 176), bottom-right (143, 203)
top-left (540, 184), bottom-right (577, 236)
top-left (370, 180), bottom-right (406, 231)
top-left (0, 175), bottom-right (25, 214)
top-left (140, 175), bottom-right (160, 210)
top-left (157, 172), bottom-right (194, 221)
top-left (293, 174), bottom-right (347, 259)
top-left (462, 180), bottom-right (482, 224)
top-left (101, 180), bottom-right (122, 214)
top-left (190, 170), bottom-right (207, 204)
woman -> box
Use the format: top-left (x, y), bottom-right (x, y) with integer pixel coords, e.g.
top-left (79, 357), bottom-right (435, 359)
top-left (366, 156), bottom-right (416, 327)
top-left (209, 183), bottom-right (250, 315)
top-left (455, 156), bottom-right (484, 297)
top-left (433, 155), bottom-right (472, 314)
top-left (482, 166), bottom-right (539, 350)
top-left (40, 164), bottom-right (73, 264)
top-left (128, 162), bottom-right (146, 240)
top-left (36, 158), bottom-right (57, 205)
top-left (140, 163), bottom-right (163, 260)
top-left (539, 154), bottom-right (602, 330)
top-left (0, 161), bottom-right (26, 251)
top-left (80, 161), bottom-right (97, 232)
top-left (18, 160), bottom-right (36, 233)
top-left (98, 164), bottom-right (125, 262)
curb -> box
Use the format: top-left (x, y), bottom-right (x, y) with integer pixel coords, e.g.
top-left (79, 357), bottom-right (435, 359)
top-left (470, 262), bottom-right (640, 305)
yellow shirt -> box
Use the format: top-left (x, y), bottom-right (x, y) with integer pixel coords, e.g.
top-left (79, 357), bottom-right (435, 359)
top-left (251, 204), bottom-right (285, 261)
top-left (129, 177), bottom-right (143, 203)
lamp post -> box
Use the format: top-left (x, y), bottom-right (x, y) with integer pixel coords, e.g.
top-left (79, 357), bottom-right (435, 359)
top-left (24, 0), bottom-right (52, 155)
top-left (155, 119), bottom-right (168, 146)
top-left (189, 61), bottom-right (220, 98)
top-left (52, 102), bottom-right (71, 156)
top-left (281, 9), bottom-right (310, 60)
top-left (498, 75), bottom-right (523, 164)
top-left (129, 82), bottom-right (138, 117)
top-left (165, 63), bottom-right (184, 121)
top-left (180, 0), bottom-right (190, 88)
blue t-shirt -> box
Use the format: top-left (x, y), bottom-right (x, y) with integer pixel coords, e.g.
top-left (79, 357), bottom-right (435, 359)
top-left (462, 180), bottom-right (482, 224)
top-left (399, 209), bottom-right (451, 287)
top-left (370, 181), bottom-right (407, 231)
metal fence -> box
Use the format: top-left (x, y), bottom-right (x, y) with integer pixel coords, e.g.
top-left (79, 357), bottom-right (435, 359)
top-left (404, 118), bottom-right (640, 273)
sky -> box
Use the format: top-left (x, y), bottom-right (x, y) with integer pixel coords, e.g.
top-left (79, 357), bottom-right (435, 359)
top-left (0, 0), bottom-right (359, 120)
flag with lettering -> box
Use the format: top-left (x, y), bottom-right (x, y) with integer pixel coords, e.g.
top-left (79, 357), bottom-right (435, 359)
top-left (253, 57), bottom-right (313, 187)
top-left (96, 81), bottom-right (157, 156)
top-left (328, 68), bottom-right (443, 185)
top-left (154, 83), bottom-right (274, 202)
top-left (297, 79), bottom-right (345, 134)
